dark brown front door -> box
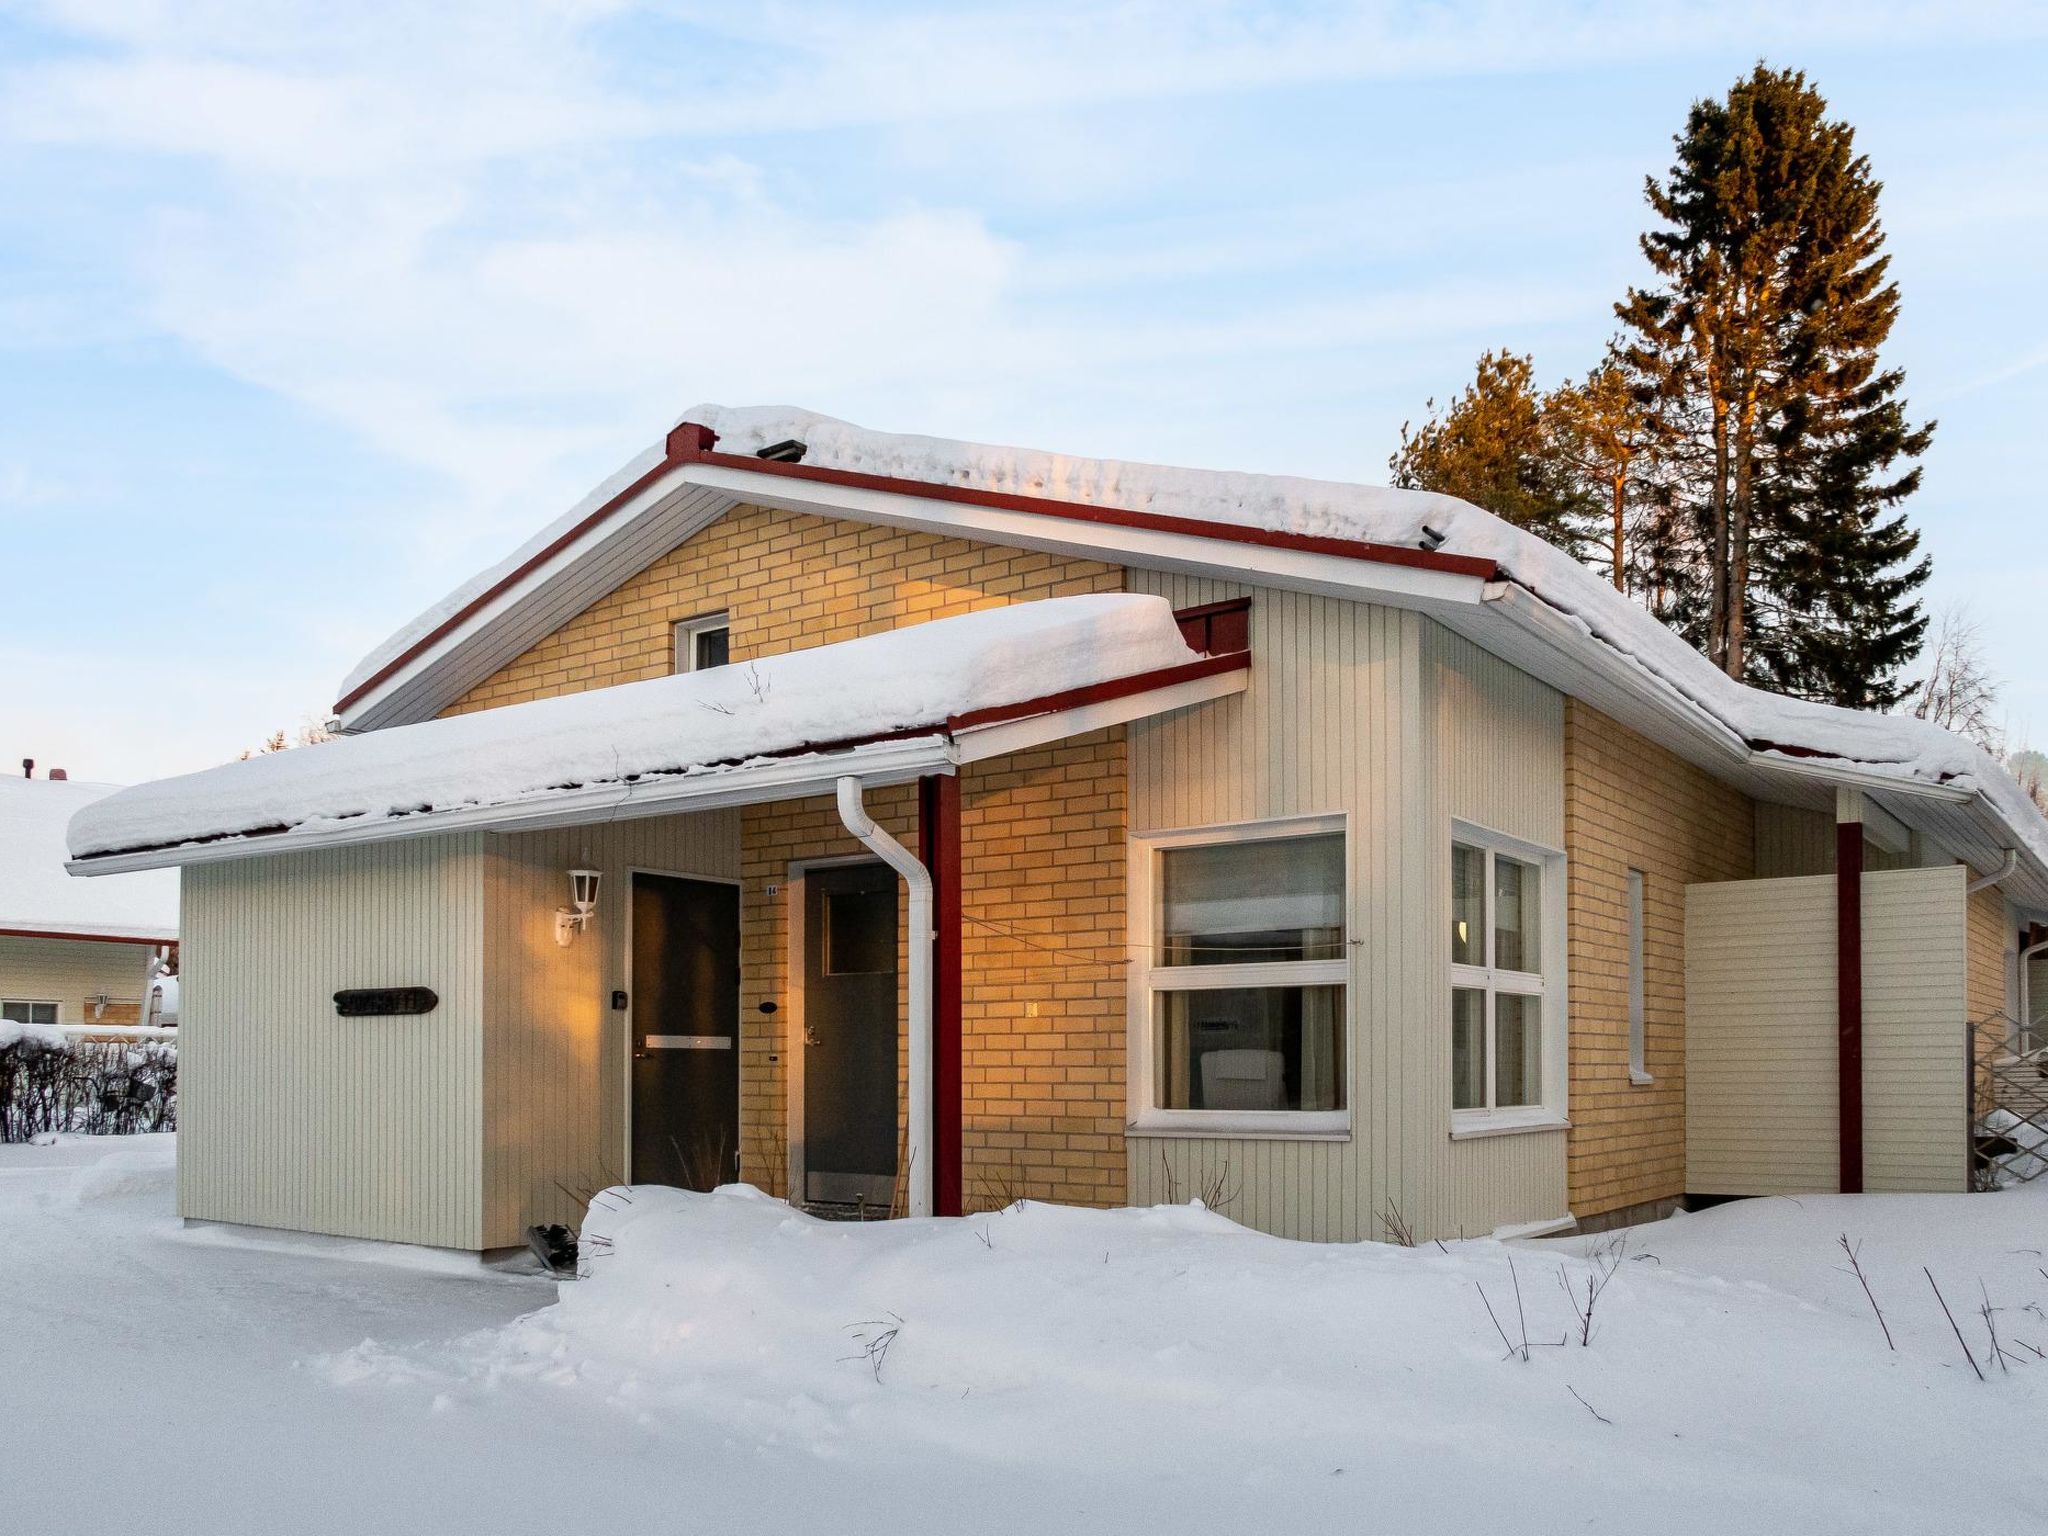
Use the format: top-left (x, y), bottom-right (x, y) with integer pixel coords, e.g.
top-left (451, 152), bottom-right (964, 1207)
top-left (804, 862), bottom-right (898, 1206)
top-left (630, 873), bottom-right (740, 1190)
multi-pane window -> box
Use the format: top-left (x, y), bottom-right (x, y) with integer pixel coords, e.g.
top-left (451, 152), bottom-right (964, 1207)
top-left (1137, 821), bottom-right (1348, 1128)
top-left (1450, 835), bottom-right (1556, 1121)
top-left (1, 1000), bottom-right (59, 1027)
top-left (672, 613), bottom-right (732, 674)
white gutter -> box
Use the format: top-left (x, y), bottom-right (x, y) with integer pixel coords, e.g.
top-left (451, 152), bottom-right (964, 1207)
top-left (1968, 849), bottom-right (2019, 895)
top-left (836, 774), bottom-right (934, 1219)
top-left (1475, 580), bottom-right (1977, 804)
top-left (68, 737), bottom-right (956, 876)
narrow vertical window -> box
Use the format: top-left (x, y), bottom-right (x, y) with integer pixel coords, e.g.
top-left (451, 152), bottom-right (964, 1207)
top-left (1449, 828), bottom-right (1564, 1129)
top-left (1627, 869), bottom-right (1651, 1084)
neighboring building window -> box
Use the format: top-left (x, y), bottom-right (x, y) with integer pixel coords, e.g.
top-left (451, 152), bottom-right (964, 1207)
top-left (1, 1000), bottom-right (59, 1027)
top-left (1132, 817), bottom-right (1349, 1133)
top-left (1627, 869), bottom-right (1652, 1084)
top-left (673, 612), bottom-right (731, 673)
top-left (1450, 827), bottom-right (1565, 1130)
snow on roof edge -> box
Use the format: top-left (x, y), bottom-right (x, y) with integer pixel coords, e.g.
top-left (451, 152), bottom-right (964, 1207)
top-left (83, 595), bottom-right (1200, 863)
top-left (336, 403), bottom-right (2048, 879)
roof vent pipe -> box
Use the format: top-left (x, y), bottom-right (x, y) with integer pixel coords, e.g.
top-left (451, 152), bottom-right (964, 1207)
top-left (835, 775), bottom-right (934, 1219)
top-left (20, 758), bottom-right (30, 779)
top-left (1968, 849), bottom-right (2018, 895)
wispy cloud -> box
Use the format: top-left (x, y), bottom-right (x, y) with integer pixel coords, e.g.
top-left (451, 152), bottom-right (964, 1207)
top-left (5, 1), bottom-right (2048, 771)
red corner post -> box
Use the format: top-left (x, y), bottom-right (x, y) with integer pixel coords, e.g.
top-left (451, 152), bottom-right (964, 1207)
top-left (919, 773), bottom-right (964, 1217)
top-left (1836, 809), bottom-right (1865, 1195)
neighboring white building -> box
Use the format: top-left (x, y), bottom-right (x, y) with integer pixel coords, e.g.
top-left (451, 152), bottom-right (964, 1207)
top-left (2, 770), bottom-right (179, 1029)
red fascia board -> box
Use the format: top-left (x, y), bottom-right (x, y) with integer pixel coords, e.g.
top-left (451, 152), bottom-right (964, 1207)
top-left (684, 442), bottom-right (1498, 579)
top-left (98, 652), bottom-right (1250, 869)
top-left (947, 651), bottom-right (1247, 733)
top-left (335, 419), bottom-right (1489, 716)
top-left (0, 926), bottom-right (177, 948)
top-left (333, 450), bottom-right (689, 714)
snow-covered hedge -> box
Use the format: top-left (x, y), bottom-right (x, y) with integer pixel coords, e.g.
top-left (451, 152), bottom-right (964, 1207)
top-left (0, 1029), bottom-right (176, 1142)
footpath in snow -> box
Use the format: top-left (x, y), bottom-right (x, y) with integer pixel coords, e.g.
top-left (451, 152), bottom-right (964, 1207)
top-left (5, 1136), bottom-right (2046, 1534)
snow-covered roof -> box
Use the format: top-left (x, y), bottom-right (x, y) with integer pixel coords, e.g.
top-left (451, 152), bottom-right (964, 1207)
top-left (1, 778), bottom-right (178, 941)
top-left (348, 404), bottom-right (2048, 896)
top-left (71, 595), bottom-right (1210, 868)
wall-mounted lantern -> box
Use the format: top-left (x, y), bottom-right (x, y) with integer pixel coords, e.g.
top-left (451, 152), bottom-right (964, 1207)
top-left (554, 868), bottom-right (603, 948)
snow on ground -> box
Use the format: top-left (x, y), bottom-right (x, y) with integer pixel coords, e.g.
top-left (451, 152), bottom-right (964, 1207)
top-left (5, 1139), bottom-right (2047, 1534)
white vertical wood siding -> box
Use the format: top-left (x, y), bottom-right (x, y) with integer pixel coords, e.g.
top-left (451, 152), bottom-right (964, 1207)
top-left (1684, 875), bottom-right (1837, 1196)
top-left (0, 935), bottom-right (154, 1023)
top-left (1686, 868), bottom-right (1967, 1197)
top-left (481, 810), bottom-right (739, 1246)
top-left (1862, 865), bottom-right (1968, 1193)
top-left (1124, 575), bottom-right (1567, 1241)
top-left (178, 836), bottom-right (486, 1248)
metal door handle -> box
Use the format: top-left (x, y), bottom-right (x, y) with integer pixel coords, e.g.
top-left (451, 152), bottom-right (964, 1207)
top-left (804, 1025), bottom-right (821, 1047)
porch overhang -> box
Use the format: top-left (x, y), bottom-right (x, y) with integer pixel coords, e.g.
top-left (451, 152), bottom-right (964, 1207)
top-left (68, 596), bottom-right (1248, 877)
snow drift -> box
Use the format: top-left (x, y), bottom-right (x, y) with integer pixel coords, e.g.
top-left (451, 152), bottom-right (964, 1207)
top-left (319, 1183), bottom-right (2048, 1533)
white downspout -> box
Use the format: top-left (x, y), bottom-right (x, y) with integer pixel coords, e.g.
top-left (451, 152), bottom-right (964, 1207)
top-left (2018, 936), bottom-right (2048, 1058)
top-left (1967, 848), bottom-right (2018, 895)
top-left (835, 775), bottom-right (934, 1218)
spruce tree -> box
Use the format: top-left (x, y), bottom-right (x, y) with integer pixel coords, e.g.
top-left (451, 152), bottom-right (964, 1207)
top-left (1389, 350), bottom-right (1595, 555)
top-left (1617, 63), bottom-right (1932, 706)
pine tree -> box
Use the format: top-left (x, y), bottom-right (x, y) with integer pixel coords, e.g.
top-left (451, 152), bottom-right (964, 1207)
top-left (1548, 346), bottom-right (1662, 592)
top-left (1617, 63), bottom-right (1932, 705)
top-left (1389, 350), bottom-right (1595, 555)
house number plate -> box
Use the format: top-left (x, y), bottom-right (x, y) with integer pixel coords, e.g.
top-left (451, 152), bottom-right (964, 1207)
top-left (334, 987), bottom-right (439, 1017)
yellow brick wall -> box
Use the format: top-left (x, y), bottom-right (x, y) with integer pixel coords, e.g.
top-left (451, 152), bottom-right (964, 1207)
top-left (447, 502), bottom-right (1129, 1212)
top-left (445, 502), bottom-right (1122, 714)
top-left (736, 734), bottom-right (1129, 1212)
top-left (1564, 700), bottom-right (1755, 1220)
top-left (956, 731), bottom-right (1128, 1209)
top-left (1966, 883), bottom-right (2011, 1031)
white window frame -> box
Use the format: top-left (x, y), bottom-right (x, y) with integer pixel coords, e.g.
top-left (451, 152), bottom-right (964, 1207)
top-left (1, 999), bottom-right (60, 1027)
top-left (1626, 868), bottom-right (1653, 1084)
top-left (1128, 812), bottom-right (1351, 1139)
top-left (1449, 819), bottom-right (1569, 1138)
top-left (672, 611), bottom-right (732, 674)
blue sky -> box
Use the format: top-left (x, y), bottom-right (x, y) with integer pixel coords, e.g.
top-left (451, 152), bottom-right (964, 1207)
top-left (5, 1), bottom-right (2047, 783)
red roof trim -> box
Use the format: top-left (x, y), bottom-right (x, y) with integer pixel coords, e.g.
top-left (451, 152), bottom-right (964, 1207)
top-left (0, 926), bottom-right (177, 948)
top-left (682, 440), bottom-right (1497, 579)
top-left (947, 651), bottom-right (1247, 732)
top-left (333, 451), bottom-right (691, 714)
top-left (335, 418), bottom-right (1493, 719)
top-left (93, 651), bottom-right (1248, 868)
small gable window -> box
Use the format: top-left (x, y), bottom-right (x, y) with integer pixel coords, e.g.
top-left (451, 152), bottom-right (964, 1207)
top-left (673, 612), bottom-right (731, 674)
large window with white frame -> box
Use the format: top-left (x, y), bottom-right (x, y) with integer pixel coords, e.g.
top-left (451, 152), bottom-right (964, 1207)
top-left (1132, 816), bottom-right (1349, 1135)
top-left (1450, 826), bottom-right (1566, 1132)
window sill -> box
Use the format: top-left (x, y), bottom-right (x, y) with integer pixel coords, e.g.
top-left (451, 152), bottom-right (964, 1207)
top-left (1127, 1113), bottom-right (1351, 1143)
top-left (1449, 1111), bottom-right (1569, 1141)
